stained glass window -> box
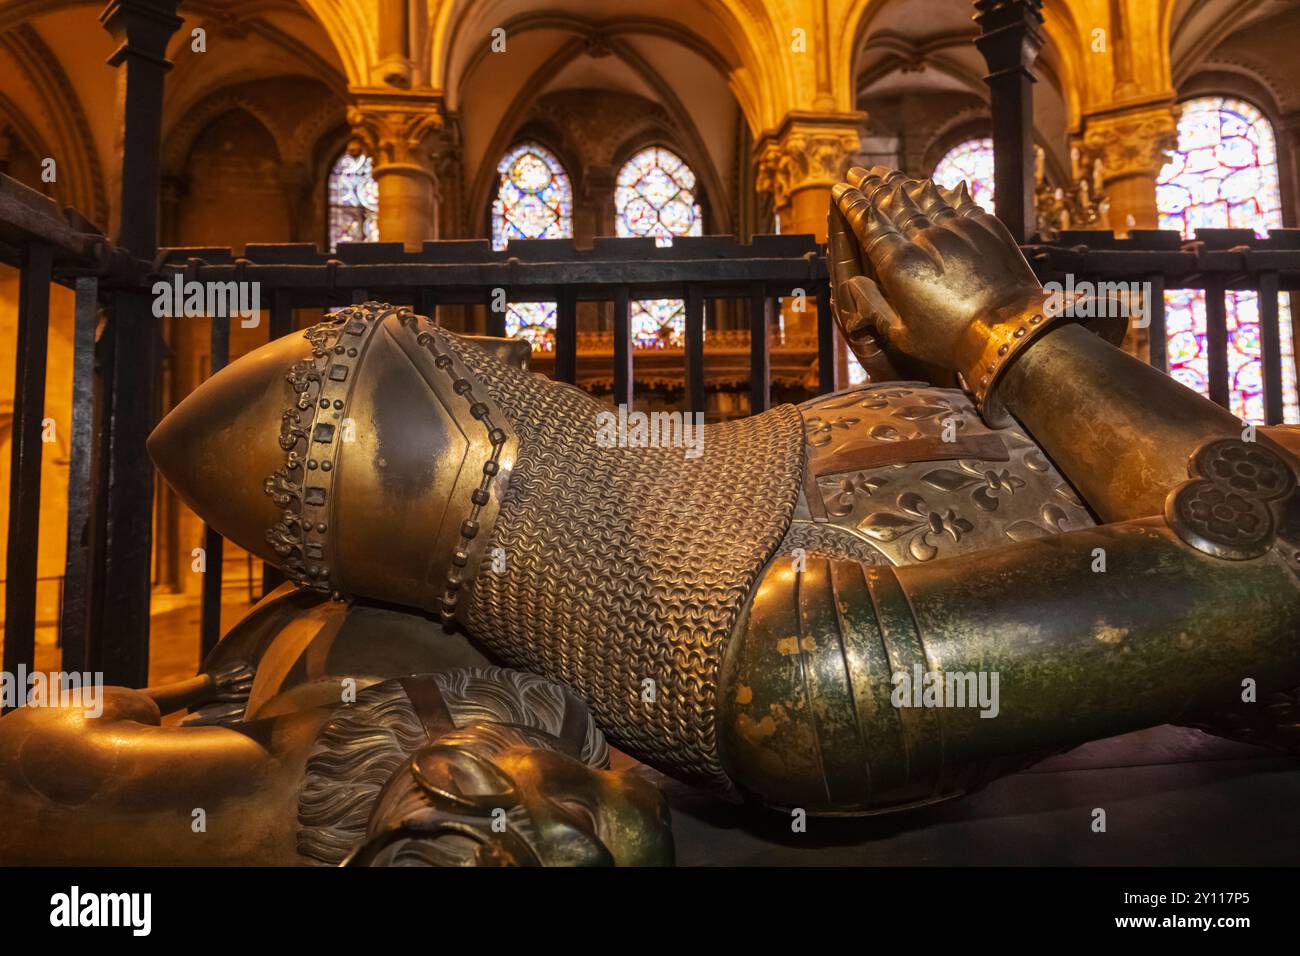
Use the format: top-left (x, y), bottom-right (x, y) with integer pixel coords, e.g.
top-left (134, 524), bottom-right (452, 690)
top-left (932, 137), bottom-right (995, 214)
top-left (503, 302), bottom-right (557, 351)
top-left (616, 146), bottom-right (703, 349)
top-left (491, 141), bottom-right (573, 250)
top-left (327, 151), bottom-right (378, 252)
top-left (1156, 97), bottom-right (1298, 423)
top-left (491, 142), bottom-right (574, 350)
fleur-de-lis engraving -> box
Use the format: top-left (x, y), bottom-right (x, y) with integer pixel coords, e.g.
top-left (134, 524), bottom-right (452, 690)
top-left (279, 408), bottom-right (307, 451)
top-left (805, 414), bottom-right (860, 447)
top-left (263, 467), bottom-right (301, 508)
top-left (825, 473), bottom-right (889, 517)
top-left (859, 491), bottom-right (974, 561)
top-left (921, 463), bottom-right (1026, 512)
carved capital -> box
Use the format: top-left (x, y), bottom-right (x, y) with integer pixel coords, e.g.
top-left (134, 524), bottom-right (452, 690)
top-left (346, 90), bottom-right (445, 178)
top-left (1081, 103), bottom-right (1180, 183)
top-left (754, 113), bottom-right (865, 209)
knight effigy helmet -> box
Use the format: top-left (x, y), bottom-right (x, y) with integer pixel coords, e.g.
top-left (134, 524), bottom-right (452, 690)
top-left (150, 303), bottom-right (522, 623)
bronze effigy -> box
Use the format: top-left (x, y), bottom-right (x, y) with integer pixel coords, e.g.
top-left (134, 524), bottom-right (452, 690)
top-left (3, 167), bottom-right (1298, 863)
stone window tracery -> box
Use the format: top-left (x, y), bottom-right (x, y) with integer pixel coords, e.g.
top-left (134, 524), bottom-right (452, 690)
top-left (490, 141), bottom-right (574, 350)
top-left (932, 137), bottom-right (995, 214)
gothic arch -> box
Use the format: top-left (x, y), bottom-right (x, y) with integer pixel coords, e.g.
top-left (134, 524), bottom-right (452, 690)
top-left (463, 33), bottom-right (733, 239)
top-left (166, 9), bottom-right (349, 104)
top-left (162, 88), bottom-right (287, 179)
top-left (0, 22), bottom-right (106, 225)
top-left (427, 1), bottom-right (790, 133)
top-left (844, 0), bottom-right (1085, 130)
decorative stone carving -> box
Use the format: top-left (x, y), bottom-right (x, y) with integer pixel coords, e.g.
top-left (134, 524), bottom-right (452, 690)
top-left (755, 112), bottom-right (865, 210)
top-left (787, 383), bottom-right (1094, 566)
top-left (346, 90), bottom-right (445, 179)
top-left (1081, 102), bottom-right (1180, 182)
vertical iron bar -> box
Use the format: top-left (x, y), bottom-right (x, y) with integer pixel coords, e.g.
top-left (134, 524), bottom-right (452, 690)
top-left (749, 284), bottom-right (771, 413)
top-left (1204, 277), bottom-right (1229, 410)
top-left (555, 287), bottom-right (577, 385)
top-left (59, 276), bottom-right (99, 672)
top-left (816, 283), bottom-right (836, 395)
top-left (612, 286), bottom-right (632, 409)
top-left (2, 241), bottom-right (53, 692)
top-left (685, 284), bottom-right (706, 417)
top-left (198, 313), bottom-right (229, 662)
top-left (419, 288), bottom-right (439, 324)
top-left (1258, 272), bottom-right (1284, 425)
top-left (485, 289), bottom-right (505, 337)
top-left (1144, 273), bottom-right (1167, 375)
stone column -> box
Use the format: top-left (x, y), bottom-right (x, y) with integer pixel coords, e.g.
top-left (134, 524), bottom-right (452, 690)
top-left (347, 91), bottom-right (443, 249)
top-left (1280, 111), bottom-right (1300, 229)
top-left (755, 112), bottom-right (864, 384)
top-left (373, 0), bottom-right (411, 88)
top-left (430, 120), bottom-right (463, 239)
top-left (756, 113), bottom-right (865, 243)
top-left (1081, 101), bottom-right (1179, 235)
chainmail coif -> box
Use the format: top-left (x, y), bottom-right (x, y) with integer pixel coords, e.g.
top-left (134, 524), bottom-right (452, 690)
top-left (443, 333), bottom-right (805, 790)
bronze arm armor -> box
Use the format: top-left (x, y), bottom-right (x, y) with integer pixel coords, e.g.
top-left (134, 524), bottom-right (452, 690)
top-left (720, 460), bottom-right (1300, 812)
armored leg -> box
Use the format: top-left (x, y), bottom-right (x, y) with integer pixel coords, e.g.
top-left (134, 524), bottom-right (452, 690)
top-left (721, 505), bottom-right (1300, 813)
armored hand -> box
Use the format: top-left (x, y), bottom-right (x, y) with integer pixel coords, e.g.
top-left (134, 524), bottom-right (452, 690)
top-left (829, 166), bottom-right (1121, 422)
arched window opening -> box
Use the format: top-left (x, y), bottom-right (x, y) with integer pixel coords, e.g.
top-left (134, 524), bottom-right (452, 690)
top-left (616, 146), bottom-right (703, 349)
top-left (490, 141), bottom-right (574, 350)
top-left (1156, 96), bottom-right (1298, 422)
top-left (932, 137), bottom-right (995, 214)
top-left (326, 150), bottom-right (378, 252)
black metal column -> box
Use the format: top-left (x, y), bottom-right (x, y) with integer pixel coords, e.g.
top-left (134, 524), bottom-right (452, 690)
top-left (974, 0), bottom-right (1044, 244)
top-left (90, 0), bottom-right (182, 686)
top-left (2, 241), bottom-right (53, 688)
top-left (58, 277), bottom-right (99, 673)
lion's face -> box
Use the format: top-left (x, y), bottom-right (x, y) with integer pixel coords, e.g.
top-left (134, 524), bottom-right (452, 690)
top-left (494, 745), bottom-right (674, 867)
top-left (350, 722), bottom-right (674, 867)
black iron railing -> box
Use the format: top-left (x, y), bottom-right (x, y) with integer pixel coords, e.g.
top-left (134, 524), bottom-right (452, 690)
top-left (2, 166), bottom-right (1300, 696)
top-left (1027, 228), bottom-right (1300, 425)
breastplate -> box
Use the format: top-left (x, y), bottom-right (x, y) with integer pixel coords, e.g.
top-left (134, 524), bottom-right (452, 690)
top-left (780, 382), bottom-right (1096, 565)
